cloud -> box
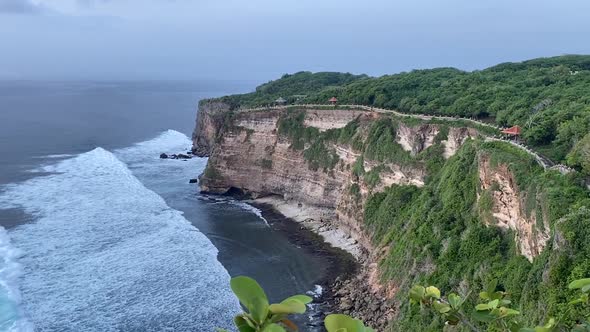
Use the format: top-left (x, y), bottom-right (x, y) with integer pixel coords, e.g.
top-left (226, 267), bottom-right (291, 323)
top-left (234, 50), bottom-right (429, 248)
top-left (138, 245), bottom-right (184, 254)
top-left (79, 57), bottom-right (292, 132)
top-left (0, 0), bottom-right (42, 13)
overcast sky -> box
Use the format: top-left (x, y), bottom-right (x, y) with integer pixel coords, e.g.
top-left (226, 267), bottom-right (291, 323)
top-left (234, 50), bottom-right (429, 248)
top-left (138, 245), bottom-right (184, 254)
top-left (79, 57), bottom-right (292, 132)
top-left (1, 0), bottom-right (590, 81)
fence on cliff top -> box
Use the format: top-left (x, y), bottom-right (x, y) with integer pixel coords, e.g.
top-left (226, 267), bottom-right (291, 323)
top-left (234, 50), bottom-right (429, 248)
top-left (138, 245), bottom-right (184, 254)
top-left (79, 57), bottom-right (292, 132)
top-left (235, 104), bottom-right (574, 174)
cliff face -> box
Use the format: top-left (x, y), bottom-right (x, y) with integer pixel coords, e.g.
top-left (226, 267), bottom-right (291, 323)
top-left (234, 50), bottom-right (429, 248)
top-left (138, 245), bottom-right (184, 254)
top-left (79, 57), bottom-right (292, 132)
top-left (197, 107), bottom-right (358, 206)
top-left (193, 101), bottom-right (549, 260)
top-left (192, 102), bottom-right (555, 329)
top-left (478, 155), bottom-right (550, 261)
top-left (194, 104), bottom-right (431, 248)
top-left (192, 101), bottom-right (231, 157)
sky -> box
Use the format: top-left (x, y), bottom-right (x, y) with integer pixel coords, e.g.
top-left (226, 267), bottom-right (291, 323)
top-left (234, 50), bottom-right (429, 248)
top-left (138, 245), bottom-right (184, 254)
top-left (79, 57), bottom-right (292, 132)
top-left (1, 0), bottom-right (590, 82)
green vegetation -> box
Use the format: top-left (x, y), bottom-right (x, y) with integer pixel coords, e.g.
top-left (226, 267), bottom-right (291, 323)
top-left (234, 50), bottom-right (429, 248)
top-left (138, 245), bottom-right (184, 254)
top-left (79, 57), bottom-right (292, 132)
top-left (306, 56), bottom-right (590, 161)
top-left (410, 278), bottom-right (590, 331)
top-left (567, 133), bottom-right (590, 175)
top-left (206, 55), bottom-right (590, 331)
top-left (261, 159), bottom-right (273, 169)
top-left (274, 108), bottom-right (452, 175)
top-left (209, 55), bottom-right (590, 166)
top-left (349, 183), bottom-right (361, 200)
top-left (211, 71), bottom-right (366, 110)
top-left (276, 110), bottom-right (319, 150)
top-left (364, 119), bottom-right (412, 165)
top-left (362, 140), bottom-right (590, 331)
top-left (220, 276), bottom-right (374, 332)
top-left (203, 163), bottom-right (223, 181)
top-left (216, 102), bottom-right (589, 331)
top-left (364, 165), bottom-right (389, 189)
top-left (276, 109), bottom-right (341, 172)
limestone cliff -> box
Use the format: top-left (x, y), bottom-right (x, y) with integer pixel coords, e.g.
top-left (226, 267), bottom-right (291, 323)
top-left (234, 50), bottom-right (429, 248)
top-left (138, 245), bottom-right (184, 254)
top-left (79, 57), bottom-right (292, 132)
top-left (478, 155), bottom-right (550, 261)
top-left (192, 102), bottom-right (554, 329)
top-left (193, 103), bottom-right (433, 249)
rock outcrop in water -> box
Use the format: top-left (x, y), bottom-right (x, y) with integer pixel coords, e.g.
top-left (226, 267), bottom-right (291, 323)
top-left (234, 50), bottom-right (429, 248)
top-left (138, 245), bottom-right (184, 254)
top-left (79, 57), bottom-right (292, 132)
top-left (192, 101), bottom-right (567, 330)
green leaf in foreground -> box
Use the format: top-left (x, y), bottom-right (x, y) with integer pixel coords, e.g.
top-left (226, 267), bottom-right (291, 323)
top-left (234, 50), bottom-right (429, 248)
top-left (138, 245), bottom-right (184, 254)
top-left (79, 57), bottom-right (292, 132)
top-left (261, 323), bottom-right (286, 332)
top-left (233, 316), bottom-right (256, 332)
top-left (230, 276), bottom-right (270, 324)
top-left (569, 278), bottom-right (590, 291)
top-left (269, 299), bottom-right (307, 314)
top-left (325, 314), bottom-right (375, 332)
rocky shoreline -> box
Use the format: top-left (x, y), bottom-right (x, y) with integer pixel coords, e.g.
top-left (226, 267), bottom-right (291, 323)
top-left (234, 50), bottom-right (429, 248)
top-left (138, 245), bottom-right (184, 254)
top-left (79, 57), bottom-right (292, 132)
top-left (244, 200), bottom-right (359, 330)
top-left (247, 197), bottom-right (395, 331)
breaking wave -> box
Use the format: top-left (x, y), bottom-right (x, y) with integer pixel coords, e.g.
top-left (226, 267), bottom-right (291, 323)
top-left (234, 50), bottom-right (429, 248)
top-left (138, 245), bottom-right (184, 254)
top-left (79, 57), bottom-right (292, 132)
top-left (0, 131), bottom-right (240, 331)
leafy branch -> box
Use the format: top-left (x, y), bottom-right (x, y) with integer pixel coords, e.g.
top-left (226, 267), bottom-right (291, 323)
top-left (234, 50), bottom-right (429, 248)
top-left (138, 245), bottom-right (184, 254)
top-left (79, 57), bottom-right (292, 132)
top-left (410, 278), bottom-right (590, 332)
top-left (219, 276), bottom-right (375, 332)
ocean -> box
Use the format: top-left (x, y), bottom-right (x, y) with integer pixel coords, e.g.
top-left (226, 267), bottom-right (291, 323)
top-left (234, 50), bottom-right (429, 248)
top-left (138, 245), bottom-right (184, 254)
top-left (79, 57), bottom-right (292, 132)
top-left (0, 81), bottom-right (330, 331)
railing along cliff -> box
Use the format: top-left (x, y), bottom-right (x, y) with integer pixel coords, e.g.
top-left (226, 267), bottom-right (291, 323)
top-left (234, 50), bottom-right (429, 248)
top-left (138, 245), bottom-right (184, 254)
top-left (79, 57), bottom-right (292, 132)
top-left (234, 104), bottom-right (574, 174)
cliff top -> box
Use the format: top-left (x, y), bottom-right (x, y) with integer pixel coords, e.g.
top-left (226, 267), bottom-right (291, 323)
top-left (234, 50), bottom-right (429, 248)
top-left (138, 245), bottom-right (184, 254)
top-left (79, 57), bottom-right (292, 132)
top-left (202, 55), bottom-right (590, 174)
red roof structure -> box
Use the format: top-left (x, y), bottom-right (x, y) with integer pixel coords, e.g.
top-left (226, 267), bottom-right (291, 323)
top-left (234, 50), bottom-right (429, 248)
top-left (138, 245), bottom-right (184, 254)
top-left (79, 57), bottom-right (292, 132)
top-left (501, 125), bottom-right (522, 136)
top-left (329, 97), bottom-right (338, 104)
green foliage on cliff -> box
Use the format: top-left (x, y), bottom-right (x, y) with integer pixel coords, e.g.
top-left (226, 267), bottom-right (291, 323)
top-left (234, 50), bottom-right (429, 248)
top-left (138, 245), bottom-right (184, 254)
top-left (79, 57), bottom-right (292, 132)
top-left (360, 140), bottom-right (590, 331)
top-left (276, 110), bottom-right (318, 150)
top-left (212, 71), bottom-right (366, 110)
top-left (203, 163), bottom-right (223, 181)
top-left (211, 55), bottom-right (590, 165)
top-left (276, 109), bottom-right (342, 172)
top-left (261, 159), bottom-right (273, 169)
top-left (363, 165), bottom-right (388, 189)
top-left (260, 107), bottom-right (588, 330)
top-left (410, 278), bottom-right (590, 331)
top-left (305, 55), bottom-right (590, 157)
top-left (567, 132), bottom-right (590, 175)
top-left (363, 119), bottom-right (412, 165)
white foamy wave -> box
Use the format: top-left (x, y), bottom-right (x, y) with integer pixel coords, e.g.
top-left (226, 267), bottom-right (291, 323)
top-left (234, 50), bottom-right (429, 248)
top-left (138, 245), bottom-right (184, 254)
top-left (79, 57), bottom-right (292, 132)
top-left (114, 130), bottom-right (270, 229)
top-left (34, 154), bottom-right (75, 159)
top-left (117, 129), bottom-right (193, 158)
top-left (231, 202), bottom-right (270, 227)
top-left (197, 196), bottom-right (270, 228)
top-left (0, 228), bottom-right (34, 332)
top-left (0, 146), bottom-right (240, 331)
top-left (306, 284), bottom-right (323, 299)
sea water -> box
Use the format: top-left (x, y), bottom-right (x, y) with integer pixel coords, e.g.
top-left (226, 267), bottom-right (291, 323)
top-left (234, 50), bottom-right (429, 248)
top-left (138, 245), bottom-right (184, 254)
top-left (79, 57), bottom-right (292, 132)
top-left (0, 144), bottom-right (240, 331)
top-left (0, 82), bottom-right (328, 332)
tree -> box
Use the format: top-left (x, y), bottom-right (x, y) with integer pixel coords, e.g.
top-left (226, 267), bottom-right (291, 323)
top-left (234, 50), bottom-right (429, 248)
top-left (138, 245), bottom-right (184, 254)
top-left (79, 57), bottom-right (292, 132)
top-left (567, 133), bottom-right (590, 174)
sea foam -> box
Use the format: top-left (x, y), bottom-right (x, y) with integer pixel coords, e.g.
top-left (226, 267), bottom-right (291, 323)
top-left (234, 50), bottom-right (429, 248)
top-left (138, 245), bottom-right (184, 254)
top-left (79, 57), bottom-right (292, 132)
top-left (0, 134), bottom-right (240, 331)
top-left (0, 227), bottom-right (33, 332)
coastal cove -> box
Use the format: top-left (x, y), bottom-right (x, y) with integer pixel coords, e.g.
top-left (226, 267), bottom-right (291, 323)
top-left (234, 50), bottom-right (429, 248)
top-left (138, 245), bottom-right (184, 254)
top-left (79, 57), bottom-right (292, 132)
top-left (0, 81), bottom-right (353, 331)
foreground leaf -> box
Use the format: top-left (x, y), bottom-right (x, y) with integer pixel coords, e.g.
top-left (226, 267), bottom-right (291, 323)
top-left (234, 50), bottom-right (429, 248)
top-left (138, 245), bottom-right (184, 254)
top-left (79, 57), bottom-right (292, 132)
top-left (425, 286), bottom-right (441, 299)
top-left (409, 285), bottom-right (426, 303)
top-left (231, 276), bottom-right (270, 324)
top-left (269, 299), bottom-right (307, 314)
top-left (447, 293), bottom-right (463, 310)
top-left (283, 295), bottom-right (313, 304)
top-left (262, 323), bottom-right (287, 332)
top-left (433, 301), bottom-right (451, 314)
top-left (569, 278), bottom-right (590, 290)
top-left (234, 316), bottom-right (256, 332)
top-left (325, 314), bottom-right (366, 332)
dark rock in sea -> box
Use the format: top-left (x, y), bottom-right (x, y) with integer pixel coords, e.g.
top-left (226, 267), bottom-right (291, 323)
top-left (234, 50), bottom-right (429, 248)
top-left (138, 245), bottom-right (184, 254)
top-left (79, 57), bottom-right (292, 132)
top-left (176, 153), bottom-right (192, 159)
top-left (159, 153), bottom-right (168, 159)
top-left (189, 179), bottom-right (198, 184)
